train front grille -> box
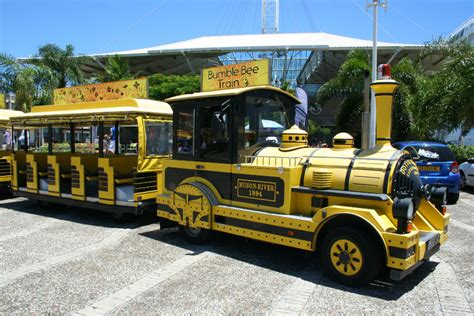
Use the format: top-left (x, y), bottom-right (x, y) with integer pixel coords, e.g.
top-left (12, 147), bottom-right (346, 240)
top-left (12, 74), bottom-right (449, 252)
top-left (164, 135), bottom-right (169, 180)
top-left (0, 159), bottom-right (11, 176)
top-left (134, 172), bottom-right (157, 193)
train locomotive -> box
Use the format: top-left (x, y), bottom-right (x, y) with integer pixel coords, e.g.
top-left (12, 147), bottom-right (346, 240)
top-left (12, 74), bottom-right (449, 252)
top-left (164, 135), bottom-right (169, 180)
top-left (156, 77), bottom-right (450, 285)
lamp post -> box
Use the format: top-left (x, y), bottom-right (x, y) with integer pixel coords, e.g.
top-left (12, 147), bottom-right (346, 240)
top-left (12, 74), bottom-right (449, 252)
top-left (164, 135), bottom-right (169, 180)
top-left (367, 0), bottom-right (387, 148)
top-left (5, 92), bottom-right (16, 110)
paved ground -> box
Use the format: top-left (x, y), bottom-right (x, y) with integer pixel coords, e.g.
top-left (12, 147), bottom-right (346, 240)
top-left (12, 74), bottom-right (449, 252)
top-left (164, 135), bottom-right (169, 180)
top-left (0, 191), bottom-right (473, 315)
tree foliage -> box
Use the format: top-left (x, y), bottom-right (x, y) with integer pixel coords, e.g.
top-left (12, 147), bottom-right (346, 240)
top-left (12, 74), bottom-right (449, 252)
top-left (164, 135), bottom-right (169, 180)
top-left (316, 49), bottom-right (370, 142)
top-left (32, 44), bottom-right (90, 88)
top-left (99, 55), bottom-right (135, 82)
top-left (148, 73), bottom-right (200, 101)
top-left (317, 39), bottom-right (474, 141)
top-left (0, 44), bottom-right (90, 110)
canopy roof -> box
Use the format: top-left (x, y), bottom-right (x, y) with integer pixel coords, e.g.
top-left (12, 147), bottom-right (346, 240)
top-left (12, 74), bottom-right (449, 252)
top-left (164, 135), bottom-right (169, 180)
top-left (165, 85), bottom-right (301, 103)
top-left (13, 99), bottom-right (172, 126)
top-left (97, 32), bottom-right (419, 56)
top-left (80, 32), bottom-right (422, 76)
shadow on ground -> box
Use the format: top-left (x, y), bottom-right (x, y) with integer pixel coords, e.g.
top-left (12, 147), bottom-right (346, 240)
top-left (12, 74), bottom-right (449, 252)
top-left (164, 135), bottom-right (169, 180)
top-left (1, 195), bottom-right (439, 300)
top-left (140, 227), bottom-right (439, 301)
top-left (0, 196), bottom-right (156, 229)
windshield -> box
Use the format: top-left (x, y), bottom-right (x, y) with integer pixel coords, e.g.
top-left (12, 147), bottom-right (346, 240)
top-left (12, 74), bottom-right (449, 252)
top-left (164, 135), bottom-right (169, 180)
top-left (240, 93), bottom-right (294, 150)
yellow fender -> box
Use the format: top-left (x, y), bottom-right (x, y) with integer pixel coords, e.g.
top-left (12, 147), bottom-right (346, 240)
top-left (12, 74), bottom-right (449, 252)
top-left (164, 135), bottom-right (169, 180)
top-left (312, 205), bottom-right (391, 259)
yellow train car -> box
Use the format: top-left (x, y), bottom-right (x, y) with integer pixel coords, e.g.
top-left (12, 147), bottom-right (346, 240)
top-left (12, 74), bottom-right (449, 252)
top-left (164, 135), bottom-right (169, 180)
top-left (156, 80), bottom-right (450, 285)
top-left (11, 98), bottom-right (172, 218)
top-left (0, 109), bottom-right (24, 191)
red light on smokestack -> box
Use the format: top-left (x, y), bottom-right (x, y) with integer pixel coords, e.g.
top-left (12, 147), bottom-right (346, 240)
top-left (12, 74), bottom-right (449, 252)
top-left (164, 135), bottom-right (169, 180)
top-left (377, 64), bottom-right (391, 79)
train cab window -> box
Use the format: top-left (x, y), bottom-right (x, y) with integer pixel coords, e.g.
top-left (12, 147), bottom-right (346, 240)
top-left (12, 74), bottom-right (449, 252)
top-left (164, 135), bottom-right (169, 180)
top-left (198, 100), bottom-right (231, 162)
top-left (176, 109), bottom-right (194, 155)
top-left (239, 93), bottom-right (294, 153)
top-left (145, 121), bottom-right (172, 156)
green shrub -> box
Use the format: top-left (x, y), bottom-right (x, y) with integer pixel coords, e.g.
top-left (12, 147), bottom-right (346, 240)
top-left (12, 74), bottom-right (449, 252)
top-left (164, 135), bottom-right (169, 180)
top-left (448, 144), bottom-right (474, 163)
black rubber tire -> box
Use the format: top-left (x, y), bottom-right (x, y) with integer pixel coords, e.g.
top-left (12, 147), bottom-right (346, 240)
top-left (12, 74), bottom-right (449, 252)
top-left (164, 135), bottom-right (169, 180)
top-left (447, 192), bottom-right (460, 204)
top-left (320, 227), bottom-right (382, 286)
top-left (179, 225), bottom-right (210, 244)
top-left (460, 172), bottom-right (467, 190)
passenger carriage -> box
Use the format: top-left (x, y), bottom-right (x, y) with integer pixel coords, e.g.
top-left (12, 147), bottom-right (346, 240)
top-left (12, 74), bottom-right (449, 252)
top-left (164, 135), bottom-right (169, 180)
top-left (10, 98), bottom-right (172, 217)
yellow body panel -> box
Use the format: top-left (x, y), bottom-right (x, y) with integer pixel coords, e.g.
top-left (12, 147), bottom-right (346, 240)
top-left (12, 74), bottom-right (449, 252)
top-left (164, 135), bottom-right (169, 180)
top-left (47, 154), bottom-right (72, 197)
top-left (26, 153), bottom-right (48, 193)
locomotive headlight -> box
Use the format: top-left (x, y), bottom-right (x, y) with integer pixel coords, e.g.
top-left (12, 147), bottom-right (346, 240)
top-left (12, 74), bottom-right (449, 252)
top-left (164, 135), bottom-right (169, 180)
top-left (393, 197), bottom-right (415, 234)
top-left (393, 198), bottom-right (415, 220)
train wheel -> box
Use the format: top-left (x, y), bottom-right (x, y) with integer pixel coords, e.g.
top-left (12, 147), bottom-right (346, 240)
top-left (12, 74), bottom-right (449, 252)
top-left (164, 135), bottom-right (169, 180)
top-left (320, 227), bottom-right (381, 286)
top-left (447, 192), bottom-right (459, 204)
top-left (179, 225), bottom-right (210, 244)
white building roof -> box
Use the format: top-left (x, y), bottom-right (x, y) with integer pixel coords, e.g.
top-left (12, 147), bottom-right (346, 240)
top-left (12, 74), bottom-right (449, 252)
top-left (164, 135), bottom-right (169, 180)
top-left (93, 32), bottom-right (420, 57)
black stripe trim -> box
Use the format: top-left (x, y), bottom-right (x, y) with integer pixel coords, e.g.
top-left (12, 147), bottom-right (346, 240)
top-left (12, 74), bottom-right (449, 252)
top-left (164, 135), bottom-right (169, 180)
top-left (383, 150), bottom-right (401, 194)
top-left (354, 149), bottom-right (363, 156)
top-left (375, 93), bottom-right (394, 96)
top-left (157, 203), bottom-right (175, 215)
top-left (344, 157), bottom-right (356, 191)
top-left (377, 137), bottom-right (391, 140)
top-left (291, 187), bottom-right (389, 201)
top-left (370, 81), bottom-right (400, 86)
top-left (216, 216), bottom-right (313, 241)
top-left (389, 245), bottom-right (416, 259)
top-left (383, 161), bottom-right (393, 194)
top-left (299, 148), bottom-right (321, 186)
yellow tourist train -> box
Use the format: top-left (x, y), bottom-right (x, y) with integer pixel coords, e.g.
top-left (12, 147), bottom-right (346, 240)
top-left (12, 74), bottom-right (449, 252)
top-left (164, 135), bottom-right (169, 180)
top-left (9, 98), bottom-right (172, 218)
top-left (156, 79), bottom-right (450, 285)
top-left (4, 77), bottom-right (450, 285)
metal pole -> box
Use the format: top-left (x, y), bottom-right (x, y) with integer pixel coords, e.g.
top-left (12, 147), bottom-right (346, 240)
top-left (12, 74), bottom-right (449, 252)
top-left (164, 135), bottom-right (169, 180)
top-left (369, 0), bottom-right (378, 148)
top-left (98, 122), bottom-right (104, 158)
top-left (48, 124), bottom-right (53, 155)
top-left (114, 121), bottom-right (119, 155)
top-left (361, 75), bottom-right (371, 149)
top-left (70, 123), bottom-right (75, 154)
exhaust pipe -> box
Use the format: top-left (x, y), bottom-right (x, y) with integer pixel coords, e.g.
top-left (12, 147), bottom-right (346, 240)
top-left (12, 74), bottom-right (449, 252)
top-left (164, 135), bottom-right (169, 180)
top-left (369, 66), bottom-right (399, 147)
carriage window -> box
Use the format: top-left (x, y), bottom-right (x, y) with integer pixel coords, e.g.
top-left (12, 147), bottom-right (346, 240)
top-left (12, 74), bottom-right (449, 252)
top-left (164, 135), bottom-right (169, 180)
top-left (145, 121), bottom-right (172, 156)
top-left (118, 125), bottom-right (138, 154)
top-left (176, 110), bottom-right (194, 155)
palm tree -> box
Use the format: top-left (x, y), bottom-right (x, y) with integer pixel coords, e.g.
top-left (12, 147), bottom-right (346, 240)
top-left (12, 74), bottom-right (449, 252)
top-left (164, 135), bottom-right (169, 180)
top-left (316, 49), bottom-right (370, 144)
top-left (33, 44), bottom-right (90, 88)
top-left (0, 53), bottom-right (40, 111)
top-left (1, 44), bottom-right (92, 109)
top-left (99, 55), bottom-right (135, 82)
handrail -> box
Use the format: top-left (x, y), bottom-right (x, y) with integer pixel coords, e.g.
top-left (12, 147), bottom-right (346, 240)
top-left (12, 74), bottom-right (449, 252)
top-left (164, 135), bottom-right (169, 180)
top-left (244, 155), bottom-right (303, 167)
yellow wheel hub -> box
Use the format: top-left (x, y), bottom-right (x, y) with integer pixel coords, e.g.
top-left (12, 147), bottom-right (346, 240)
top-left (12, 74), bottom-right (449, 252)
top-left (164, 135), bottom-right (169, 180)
top-left (330, 239), bottom-right (363, 276)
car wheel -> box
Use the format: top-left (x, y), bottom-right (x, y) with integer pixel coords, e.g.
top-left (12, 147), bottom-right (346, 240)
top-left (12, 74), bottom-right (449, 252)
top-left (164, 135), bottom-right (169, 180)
top-left (447, 192), bottom-right (460, 204)
top-left (179, 225), bottom-right (210, 244)
top-left (460, 172), bottom-right (467, 189)
top-left (320, 227), bottom-right (382, 286)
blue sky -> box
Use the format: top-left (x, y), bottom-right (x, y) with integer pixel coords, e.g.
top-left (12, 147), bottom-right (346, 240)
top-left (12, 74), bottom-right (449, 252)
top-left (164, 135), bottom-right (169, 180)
top-left (0, 0), bottom-right (472, 57)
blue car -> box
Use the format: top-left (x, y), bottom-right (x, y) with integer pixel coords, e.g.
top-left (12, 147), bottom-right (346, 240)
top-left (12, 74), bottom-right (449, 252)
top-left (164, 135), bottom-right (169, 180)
top-left (393, 141), bottom-right (460, 204)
